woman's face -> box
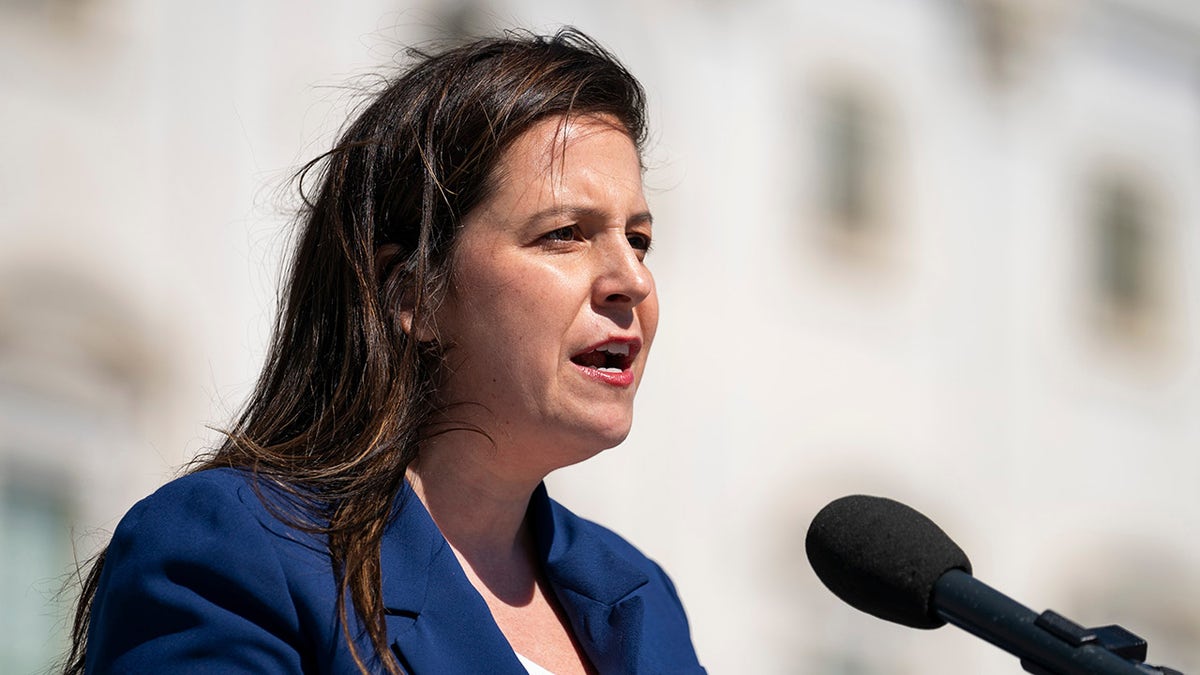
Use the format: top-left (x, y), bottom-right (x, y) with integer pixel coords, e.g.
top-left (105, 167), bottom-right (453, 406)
top-left (431, 114), bottom-right (658, 470)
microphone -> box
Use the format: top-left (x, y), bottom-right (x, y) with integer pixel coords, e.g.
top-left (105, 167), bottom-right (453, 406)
top-left (806, 495), bottom-right (1182, 675)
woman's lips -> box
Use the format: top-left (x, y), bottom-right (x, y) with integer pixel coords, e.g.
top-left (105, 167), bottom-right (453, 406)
top-left (572, 362), bottom-right (635, 387)
top-left (570, 338), bottom-right (640, 387)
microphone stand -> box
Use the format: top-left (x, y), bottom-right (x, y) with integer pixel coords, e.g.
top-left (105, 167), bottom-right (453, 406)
top-left (932, 569), bottom-right (1184, 675)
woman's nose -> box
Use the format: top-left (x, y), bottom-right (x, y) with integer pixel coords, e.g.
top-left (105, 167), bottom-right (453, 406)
top-left (593, 235), bottom-right (653, 308)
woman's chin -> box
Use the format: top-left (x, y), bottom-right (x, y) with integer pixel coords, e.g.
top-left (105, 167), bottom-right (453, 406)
top-left (550, 423), bottom-right (633, 469)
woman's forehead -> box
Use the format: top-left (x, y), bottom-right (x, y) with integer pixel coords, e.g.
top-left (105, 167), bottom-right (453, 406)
top-left (461, 115), bottom-right (648, 238)
top-left (496, 114), bottom-right (636, 178)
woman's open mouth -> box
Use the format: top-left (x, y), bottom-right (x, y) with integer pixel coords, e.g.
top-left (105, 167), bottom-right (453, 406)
top-left (570, 340), bottom-right (640, 386)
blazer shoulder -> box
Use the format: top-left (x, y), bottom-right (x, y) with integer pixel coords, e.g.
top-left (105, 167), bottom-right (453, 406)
top-left (118, 468), bottom-right (332, 558)
top-left (89, 468), bottom-right (332, 672)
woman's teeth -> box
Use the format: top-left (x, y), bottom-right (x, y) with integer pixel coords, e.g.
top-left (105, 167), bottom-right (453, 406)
top-left (596, 343), bottom-right (630, 357)
top-left (572, 342), bottom-right (632, 371)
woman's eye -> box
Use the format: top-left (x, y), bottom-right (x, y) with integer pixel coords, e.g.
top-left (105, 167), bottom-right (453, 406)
top-left (543, 226), bottom-right (580, 242)
top-left (627, 232), bottom-right (652, 253)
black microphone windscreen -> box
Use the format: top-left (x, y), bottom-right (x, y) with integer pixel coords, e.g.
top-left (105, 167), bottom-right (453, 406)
top-left (805, 495), bottom-right (972, 629)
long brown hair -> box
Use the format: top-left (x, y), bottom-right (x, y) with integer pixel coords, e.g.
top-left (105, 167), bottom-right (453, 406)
top-left (65, 27), bottom-right (647, 674)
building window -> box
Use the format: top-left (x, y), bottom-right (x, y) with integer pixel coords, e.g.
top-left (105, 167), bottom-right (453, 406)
top-left (808, 86), bottom-right (897, 267)
top-left (1095, 180), bottom-right (1150, 313)
top-left (0, 270), bottom-right (162, 672)
top-left (1086, 174), bottom-right (1165, 343)
top-left (0, 474), bottom-right (73, 673)
top-left (819, 92), bottom-right (877, 233)
top-left (968, 0), bottom-right (1027, 86)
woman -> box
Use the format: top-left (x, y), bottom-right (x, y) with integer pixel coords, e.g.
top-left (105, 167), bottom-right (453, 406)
top-left (67, 28), bottom-right (704, 675)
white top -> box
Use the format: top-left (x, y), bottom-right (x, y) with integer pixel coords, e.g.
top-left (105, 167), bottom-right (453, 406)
top-left (516, 652), bottom-right (558, 675)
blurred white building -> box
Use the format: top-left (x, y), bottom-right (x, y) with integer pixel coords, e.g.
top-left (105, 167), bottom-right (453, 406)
top-left (2, 0), bottom-right (1198, 673)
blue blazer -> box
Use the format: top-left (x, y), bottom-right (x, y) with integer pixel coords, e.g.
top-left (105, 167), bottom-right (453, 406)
top-left (87, 468), bottom-right (705, 674)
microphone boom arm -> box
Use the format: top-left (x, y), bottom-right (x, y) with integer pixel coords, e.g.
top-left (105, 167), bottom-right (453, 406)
top-left (932, 569), bottom-right (1182, 675)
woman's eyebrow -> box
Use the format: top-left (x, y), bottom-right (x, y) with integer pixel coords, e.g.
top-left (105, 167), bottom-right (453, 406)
top-left (524, 205), bottom-right (654, 227)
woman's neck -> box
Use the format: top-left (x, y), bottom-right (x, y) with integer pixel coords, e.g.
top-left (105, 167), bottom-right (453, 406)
top-left (405, 438), bottom-right (547, 602)
top-left (406, 435), bottom-right (599, 675)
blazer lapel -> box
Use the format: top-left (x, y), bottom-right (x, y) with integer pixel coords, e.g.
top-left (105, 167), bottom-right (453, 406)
top-left (531, 484), bottom-right (650, 674)
top-left (379, 486), bottom-right (527, 675)
top-left (376, 483), bottom-right (652, 674)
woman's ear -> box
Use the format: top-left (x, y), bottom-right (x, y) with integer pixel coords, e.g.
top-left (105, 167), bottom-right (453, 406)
top-left (376, 244), bottom-right (436, 342)
top-left (400, 308), bottom-right (436, 343)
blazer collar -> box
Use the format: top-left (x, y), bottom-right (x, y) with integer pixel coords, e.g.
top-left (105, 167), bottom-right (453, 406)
top-left (379, 482), bottom-right (649, 674)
